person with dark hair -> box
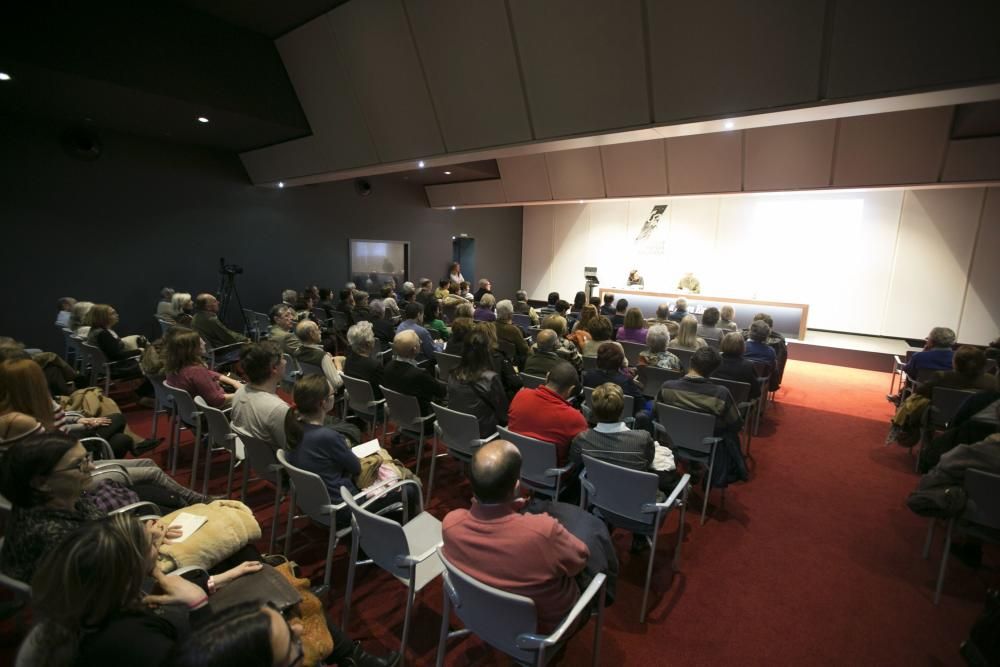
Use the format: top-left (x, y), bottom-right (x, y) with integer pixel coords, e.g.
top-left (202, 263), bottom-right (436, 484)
top-left (268, 304), bottom-right (302, 356)
top-left (616, 307), bottom-right (649, 344)
top-left (434, 279), bottom-right (451, 301)
top-left (165, 329), bottom-right (243, 409)
top-left (231, 342), bottom-right (290, 450)
top-left (513, 290), bottom-right (540, 325)
top-left (351, 290), bottom-right (371, 322)
top-left (382, 330), bottom-right (446, 421)
top-left (915, 346), bottom-right (997, 397)
top-left (600, 293), bottom-right (615, 317)
top-left (610, 299), bottom-right (629, 330)
top-left (447, 330), bottom-right (509, 438)
top-left (473, 278), bottom-right (493, 304)
top-left (538, 291), bottom-right (560, 317)
top-left (318, 287), bottom-right (337, 319)
top-left (581, 316), bottom-right (622, 358)
top-left (583, 343), bottom-right (649, 430)
top-left (744, 320), bottom-right (777, 367)
top-left (442, 440), bottom-right (589, 632)
top-left (507, 360), bottom-right (587, 465)
top-left (192, 293), bottom-right (248, 349)
top-left (571, 291), bottom-right (587, 314)
top-left (713, 331), bottom-right (761, 399)
top-left (395, 301), bottom-right (440, 361)
top-left (444, 316), bottom-right (474, 358)
top-left (657, 347), bottom-right (748, 487)
top-left (337, 288), bottom-right (359, 327)
top-left (697, 307), bottom-right (725, 342)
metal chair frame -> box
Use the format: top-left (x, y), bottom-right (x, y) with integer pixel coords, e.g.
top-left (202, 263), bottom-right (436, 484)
top-left (496, 426), bottom-right (575, 500)
top-left (654, 403), bottom-right (723, 525)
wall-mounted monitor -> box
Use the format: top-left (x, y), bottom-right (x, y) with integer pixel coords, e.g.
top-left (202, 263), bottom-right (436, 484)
top-left (349, 238), bottom-right (409, 288)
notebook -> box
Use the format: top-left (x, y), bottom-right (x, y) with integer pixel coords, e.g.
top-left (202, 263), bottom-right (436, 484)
top-left (169, 512), bottom-right (208, 543)
top-left (352, 438), bottom-right (381, 459)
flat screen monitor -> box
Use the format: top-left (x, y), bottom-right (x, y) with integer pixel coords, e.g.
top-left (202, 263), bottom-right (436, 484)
top-left (349, 239), bottom-right (409, 288)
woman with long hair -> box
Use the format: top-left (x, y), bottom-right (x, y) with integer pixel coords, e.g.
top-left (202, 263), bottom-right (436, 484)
top-left (447, 330), bottom-right (508, 438)
top-left (571, 290), bottom-right (587, 313)
top-left (672, 314), bottom-right (706, 351)
top-left (616, 307), bottom-right (649, 344)
top-left (164, 329), bottom-right (243, 409)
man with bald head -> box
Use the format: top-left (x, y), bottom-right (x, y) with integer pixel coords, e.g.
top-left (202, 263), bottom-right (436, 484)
top-left (382, 329), bottom-right (446, 420)
top-left (442, 440), bottom-right (589, 632)
top-left (522, 329), bottom-right (563, 377)
top-left (191, 292), bottom-right (248, 349)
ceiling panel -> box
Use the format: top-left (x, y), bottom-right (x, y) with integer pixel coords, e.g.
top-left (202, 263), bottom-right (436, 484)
top-left (507, 0), bottom-right (649, 138)
top-left (498, 154), bottom-right (552, 201)
top-left (666, 131), bottom-right (743, 194)
top-left (649, 0), bottom-right (825, 122)
top-left (833, 107), bottom-right (953, 187)
top-left (600, 139), bottom-right (668, 197)
top-left (827, 0), bottom-right (1000, 99)
top-left (328, 0), bottom-right (444, 162)
top-left (744, 120), bottom-right (835, 191)
top-left (941, 137), bottom-right (1000, 182)
top-left (545, 147), bottom-right (606, 200)
top-left (426, 179), bottom-right (507, 207)
top-left (404, 0), bottom-right (531, 152)
top-left (276, 17), bottom-right (378, 169)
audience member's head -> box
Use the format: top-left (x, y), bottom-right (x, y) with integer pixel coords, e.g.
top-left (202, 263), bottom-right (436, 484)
top-left (545, 361), bottom-right (578, 399)
top-left (677, 314), bottom-right (699, 347)
top-left (615, 298), bottom-right (628, 314)
top-left (546, 292), bottom-right (560, 307)
top-left (454, 330), bottom-right (493, 384)
top-left (0, 359), bottom-right (57, 431)
top-left (752, 312), bottom-right (774, 328)
top-left (294, 319), bottom-right (321, 345)
top-left (588, 316), bottom-right (614, 342)
top-left (423, 298), bottom-right (441, 323)
top-left (589, 296), bottom-right (601, 308)
top-left (170, 601), bottom-right (302, 667)
top-left (927, 327), bottom-right (957, 349)
top-left (689, 346), bottom-right (722, 378)
top-left (339, 288), bottom-right (355, 306)
top-left (0, 431), bottom-right (84, 508)
top-left (319, 287), bottom-right (332, 302)
top-left (380, 284), bottom-right (395, 300)
top-left (578, 304), bottom-right (598, 330)
top-left (69, 301), bottom-right (94, 330)
top-left (477, 278), bottom-right (492, 292)
top-left (57, 297), bottom-right (76, 312)
top-left (953, 345), bottom-right (987, 376)
top-left (281, 289), bottom-right (298, 305)
top-left (515, 290), bottom-right (528, 303)
top-left (438, 279), bottom-right (450, 291)
top-left (87, 304), bottom-right (118, 330)
top-left (646, 324), bottom-right (670, 353)
top-left (572, 291), bottom-right (586, 311)
top-left (534, 329), bottom-right (559, 353)
top-left (163, 329), bottom-right (205, 374)
top-left (420, 278), bottom-right (433, 292)
top-left (469, 440), bottom-right (521, 504)
top-left (347, 321), bottom-right (375, 356)
top-left (591, 382), bottom-right (625, 423)
top-left (479, 294), bottom-right (496, 310)
top-left (449, 317), bottom-right (474, 345)
top-left (159, 287), bottom-right (175, 301)
top-left (623, 307), bottom-right (645, 330)
top-left (352, 290), bottom-right (369, 306)
top-left (749, 319), bottom-right (770, 343)
top-left (368, 299), bottom-right (385, 320)
top-left (194, 293), bottom-right (218, 313)
top-left (555, 300), bottom-right (570, 316)
top-left (286, 374), bottom-right (333, 449)
top-left (541, 314), bottom-right (567, 337)
top-left (496, 299), bottom-right (514, 322)
top-left (474, 321), bottom-right (499, 350)
top-left (674, 298), bottom-right (687, 312)
top-left (596, 342), bottom-right (625, 372)
top-left (603, 294), bottom-right (614, 307)
top-left (702, 307), bottom-right (720, 328)
top-left (269, 304), bottom-right (295, 331)
top-left (720, 305), bottom-right (736, 323)
top-left (455, 302), bottom-right (474, 319)
top-left (720, 331), bottom-right (746, 356)
top-left (393, 330), bottom-right (420, 360)
top-left (172, 292), bottom-right (194, 316)
top-left (240, 341), bottom-right (283, 385)
top-left (403, 302), bottom-right (423, 322)
top-left (459, 281), bottom-right (470, 294)
top-left (665, 320), bottom-right (680, 339)
top-left (447, 282), bottom-right (459, 294)
top-left (656, 303), bottom-right (670, 321)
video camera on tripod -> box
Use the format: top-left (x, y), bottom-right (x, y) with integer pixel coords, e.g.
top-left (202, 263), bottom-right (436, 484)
top-left (219, 258), bottom-right (244, 276)
top-left (217, 257), bottom-right (249, 333)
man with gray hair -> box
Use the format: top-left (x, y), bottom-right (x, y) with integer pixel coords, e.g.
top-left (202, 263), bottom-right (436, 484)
top-left (495, 299), bottom-right (529, 367)
top-left (366, 299), bottom-right (395, 346)
top-left (512, 290), bottom-right (540, 326)
top-left (473, 278), bottom-right (493, 304)
top-left (281, 289), bottom-right (298, 307)
top-left (382, 329), bottom-right (445, 419)
top-left (294, 319), bottom-right (344, 390)
top-left (669, 298), bottom-right (688, 322)
top-left (903, 326), bottom-right (957, 377)
top-left (744, 319), bottom-right (777, 367)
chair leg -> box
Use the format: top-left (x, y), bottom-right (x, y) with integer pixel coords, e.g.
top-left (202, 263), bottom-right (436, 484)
top-left (701, 455), bottom-right (715, 525)
top-left (922, 519), bottom-right (936, 559)
top-left (323, 521), bottom-right (339, 591)
top-left (284, 487), bottom-right (296, 556)
top-left (426, 437), bottom-right (438, 502)
top-left (268, 477), bottom-right (282, 555)
top-left (189, 421), bottom-right (203, 491)
top-left (240, 458), bottom-right (249, 503)
top-left (592, 581), bottom-right (606, 667)
top-left (202, 435), bottom-right (213, 496)
top-left (225, 453), bottom-right (235, 498)
top-left (400, 577), bottom-right (417, 666)
top-left (435, 581), bottom-right (452, 667)
top-left (415, 431), bottom-right (425, 476)
top-left (933, 518), bottom-right (954, 605)
top-left (151, 403), bottom-right (160, 441)
top-left (673, 485), bottom-right (689, 569)
top-left (343, 523), bottom-right (360, 628)
top-left (169, 416), bottom-right (180, 475)
top-left (640, 522), bottom-right (660, 623)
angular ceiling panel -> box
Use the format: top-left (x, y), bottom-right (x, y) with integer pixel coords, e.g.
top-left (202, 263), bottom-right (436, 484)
top-left (649, 0), bottom-right (825, 122)
top-left (600, 140), bottom-right (668, 197)
top-left (666, 131), bottom-right (742, 194)
top-left (499, 154), bottom-right (552, 202)
top-left (508, 0), bottom-right (649, 138)
top-left (545, 147), bottom-right (606, 200)
top-left (745, 120), bottom-right (836, 191)
top-left (328, 0), bottom-right (444, 162)
top-left (276, 17), bottom-right (378, 169)
top-left (404, 0), bottom-right (532, 152)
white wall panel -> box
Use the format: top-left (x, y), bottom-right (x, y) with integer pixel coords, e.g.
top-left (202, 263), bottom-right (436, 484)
top-left (881, 188), bottom-right (985, 339)
top-left (958, 187), bottom-right (1000, 343)
top-left (549, 206), bottom-right (592, 300)
top-left (588, 201), bottom-right (635, 295)
top-left (521, 206), bottom-right (553, 299)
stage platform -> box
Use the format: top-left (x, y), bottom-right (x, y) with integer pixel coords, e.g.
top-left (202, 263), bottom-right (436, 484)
top-left (788, 330), bottom-right (919, 372)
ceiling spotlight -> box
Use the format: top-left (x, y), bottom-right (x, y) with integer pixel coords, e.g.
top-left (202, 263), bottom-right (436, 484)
top-left (197, 116), bottom-right (210, 123)
top-left (278, 181), bottom-right (284, 189)
top-left (578, 200), bottom-right (584, 204)
top-left (0, 72), bottom-right (11, 81)
top-left (444, 171), bottom-right (452, 175)
top-left (723, 120), bottom-right (735, 130)
top-left (417, 160), bottom-right (425, 168)
top-left (450, 206), bottom-right (456, 210)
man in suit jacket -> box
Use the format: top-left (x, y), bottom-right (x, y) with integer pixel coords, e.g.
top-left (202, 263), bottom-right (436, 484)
top-left (192, 293), bottom-right (249, 349)
top-left (382, 329), bottom-right (446, 420)
top-left (268, 304), bottom-right (302, 356)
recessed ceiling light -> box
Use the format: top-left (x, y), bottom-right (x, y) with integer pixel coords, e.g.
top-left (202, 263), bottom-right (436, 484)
top-left (578, 200), bottom-right (584, 204)
top-left (450, 206), bottom-right (456, 210)
top-left (723, 120), bottom-right (735, 130)
top-left (417, 160), bottom-right (425, 168)
top-left (0, 72), bottom-right (11, 81)
top-left (444, 171), bottom-right (452, 175)
top-left (197, 116), bottom-right (210, 123)
top-left (278, 181), bottom-right (284, 189)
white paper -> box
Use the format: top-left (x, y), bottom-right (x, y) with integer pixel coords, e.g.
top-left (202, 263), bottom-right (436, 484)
top-left (352, 439), bottom-right (381, 459)
top-left (169, 512), bottom-right (208, 543)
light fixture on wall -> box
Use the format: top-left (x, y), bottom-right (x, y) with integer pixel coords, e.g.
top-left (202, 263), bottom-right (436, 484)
top-left (450, 206), bottom-right (456, 210)
top-left (0, 72), bottom-right (11, 81)
top-left (417, 160), bottom-right (425, 168)
top-left (578, 200), bottom-right (583, 204)
top-left (197, 116), bottom-right (210, 123)
top-left (723, 120), bottom-right (735, 130)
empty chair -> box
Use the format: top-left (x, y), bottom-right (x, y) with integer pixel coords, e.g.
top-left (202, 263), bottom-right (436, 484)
top-left (380, 385), bottom-right (434, 475)
top-left (666, 347), bottom-right (693, 371)
top-left (144, 373), bottom-right (175, 448)
top-left (194, 396), bottom-right (242, 497)
top-left (496, 426), bottom-right (574, 500)
top-left (340, 484), bottom-right (443, 666)
top-left (511, 313), bottom-right (532, 330)
top-left (341, 374), bottom-right (386, 442)
top-left (161, 380), bottom-right (204, 491)
top-left (580, 455), bottom-right (691, 622)
top-left (704, 337), bottom-right (720, 350)
top-left (436, 547), bottom-right (606, 667)
top-left (429, 403), bottom-right (498, 501)
top-left (618, 341), bottom-right (646, 367)
top-left (518, 372), bottom-right (546, 390)
top-left (232, 427), bottom-right (287, 554)
top-left (434, 351), bottom-right (461, 382)
top-left (922, 469), bottom-right (1000, 605)
top-left (655, 403), bottom-right (723, 525)
top-left (636, 365), bottom-right (683, 399)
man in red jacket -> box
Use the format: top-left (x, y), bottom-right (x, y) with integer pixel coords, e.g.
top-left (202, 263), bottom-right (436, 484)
top-left (507, 360), bottom-right (588, 466)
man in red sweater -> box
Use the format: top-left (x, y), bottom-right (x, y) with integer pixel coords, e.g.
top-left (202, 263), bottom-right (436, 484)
top-left (442, 440), bottom-right (590, 632)
top-left (507, 360), bottom-right (587, 465)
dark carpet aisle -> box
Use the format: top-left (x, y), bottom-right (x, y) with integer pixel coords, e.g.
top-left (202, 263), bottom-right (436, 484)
top-left (4, 360), bottom-right (993, 665)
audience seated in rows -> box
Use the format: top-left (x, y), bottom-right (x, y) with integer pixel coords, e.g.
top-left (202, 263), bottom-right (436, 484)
top-left (744, 320), bottom-right (777, 367)
top-left (495, 299), bottom-right (529, 368)
top-left (476, 321), bottom-right (522, 399)
top-left (434, 279), bottom-right (450, 301)
top-left (583, 343), bottom-right (650, 431)
top-left (337, 288), bottom-right (360, 326)
top-left (473, 278), bottom-right (493, 304)
top-left (668, 298), bottom-right (688, 322)
top-left (571, 291), bottom-right (587, 314)
top-left (352, 290), bottom-right (371, 322)
top-left (507, 361), bottom-right (587, 465)
top-left (442, 440), bottom-right (590, 632)
top-left (906, 326), bottom-right (957, 377)
top-left (616, 307), bottom-right (649, 344)
top-left (231, 342), bottom-right (290, 450)
top-left (637, 324), bottom-right (681, 370)
top-left (54, 297), bottom-right (75, 330)
top-left (513, 289), bottom-right (540, 325)
top-left (382, 330), bottom-right (445, 423)
top-left (447, 329), bottom-right (509, 438)
top-left (395, 302), bottom-right (440, 362)
top-left (672, 314), bottom-right (706, 352)
top-left (697, 307), bottom-right (726, 342)
top-left (914, 345), bottom-right (998, 398)
top-left (538, 292), bottom-right (560, 317)
top-left (164, 329), bottom-right (243, 409)
top-left (423, 298), bottom-right (450, 340)
top-left (474, 293), bottom-right (497, 323)
top-left (415, 278), bottom-right (435, 306)
top-left (713, 332), bottom-right (762, 400)
top-left (523, 329), bottom-right (565, 377)
top-left (571, 303), bottom-right (598, 335)
top-left (610, 299), bottom-right (628, 329)
top-left (367, 299), bottom-right (396, 346)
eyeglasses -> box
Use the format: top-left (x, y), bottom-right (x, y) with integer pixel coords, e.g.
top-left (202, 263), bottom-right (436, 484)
top-left (52, 451), bottom-right (93, 474)
top-left (265, 602), bottom-right (304, 667)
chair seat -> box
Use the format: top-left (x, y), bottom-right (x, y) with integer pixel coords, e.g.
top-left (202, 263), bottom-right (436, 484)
top-left (397, 512), bottom-right (445, 591)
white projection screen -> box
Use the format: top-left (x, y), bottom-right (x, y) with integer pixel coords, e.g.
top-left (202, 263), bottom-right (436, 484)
top-left (349, 239), bottom-right (409, 286)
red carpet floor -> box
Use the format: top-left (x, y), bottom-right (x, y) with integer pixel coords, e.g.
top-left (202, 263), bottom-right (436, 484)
top-left (5, 360), bottom-right (997, 665)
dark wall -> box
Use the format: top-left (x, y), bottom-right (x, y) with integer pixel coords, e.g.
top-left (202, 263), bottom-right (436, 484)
top-left (0, 115), bottom-right (523, 353)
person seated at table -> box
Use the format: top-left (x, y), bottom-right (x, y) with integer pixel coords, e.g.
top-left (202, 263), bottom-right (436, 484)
top-left (672, 315), bottom-right (706, 352)
top-left (447, 330), bottom-right (509, 438)
top-left (638, 324), bottom-right (681, 370)
top-left (677, 272), bottom-right (701, 293)
top-left (713, 332), bottom-right (761, 400)
top-left (164, 329), bottom-right (243, 409)
top-left (744, 320), bottom-right (777, 367)
top-left (583, 343), bottom-right (650, 431)
top-left (627, 269), bottom-right (644, 287)
top-left (719, 305), bottom-right (739, 332)
top-left (616, 307), bottom-right (649, 344)
top-left (697, 307), bottom-right (726, 342)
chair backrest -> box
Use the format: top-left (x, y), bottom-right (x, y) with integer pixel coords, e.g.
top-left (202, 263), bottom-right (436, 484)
top-left (964, 468), bottom-right (1000, 530)
top-left (511, 313), bottom-right (532, 329)
top-left (655, 403), bottom-right (717, 454)
top-left (496, 426), bottom-right (559, 490)
top-left (432, 403), bottom-right (488, 460)
top-left (582, 386), bottom-right (634, 419)
top-left (232, 427), bottom-right (282, 485)
top-left (282, 353), bottom-right (302, 386)
top-left (438, 548), bottom-right (539, 665)
top-left (342, 374), bottom-right (380, 417)
top-left (704, 337), bottom-right (720, 350)
top-left (518, 372), bottom-right (546, 389)
top-left (582, 355), bottom-right (598, 371)
top-left (193, 396), bottom-right (235, 452)
top-left (618, 341), bottom-right (645, 367)
top-left (298, 360), bottom-right (324, 378)
top-left (162, 380), bottom-right (201, 426)
top-left (330, 311), bottom-right (350, 331)
top-left (667, 347), bottom-right (693, 370)
top-left (145, 373), bottom-right (174, 410)
top-left (339, 486), bottom-right (411, 579)
top-left (276, 449), bottom-right (335, 526)
top-left (434, 351), bottom-right (462, 381)
top-left (710, 377), bottom-right (750, 404)
top-left (380, 385), bottom-right (424, 430)
top-left (637, 365), bottom-right (683, 398)
top-left (582, 455), bottom-right (659, 528)
top-left (928, 386), bottom-right (976, 427)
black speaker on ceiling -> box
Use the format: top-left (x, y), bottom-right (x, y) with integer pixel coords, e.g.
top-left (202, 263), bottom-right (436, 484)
top-left (59, 125), bottom-right (103, 161)
top-left (354, 178), bottom-right (372, 197)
